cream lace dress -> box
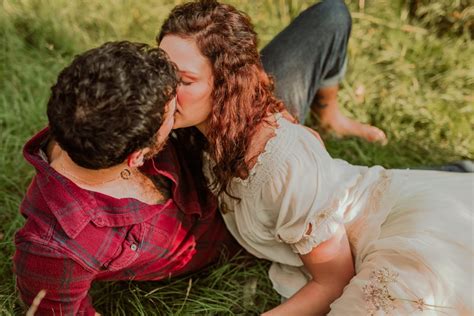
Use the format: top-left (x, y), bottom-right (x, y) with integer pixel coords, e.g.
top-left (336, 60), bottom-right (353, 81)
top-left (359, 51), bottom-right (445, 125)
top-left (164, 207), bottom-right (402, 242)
top-left (204, 114), bottom-right (474, 315)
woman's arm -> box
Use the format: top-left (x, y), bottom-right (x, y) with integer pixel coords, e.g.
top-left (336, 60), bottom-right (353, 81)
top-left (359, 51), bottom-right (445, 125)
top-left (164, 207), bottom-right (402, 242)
top-left (263, 223), bottom-right (354, 315)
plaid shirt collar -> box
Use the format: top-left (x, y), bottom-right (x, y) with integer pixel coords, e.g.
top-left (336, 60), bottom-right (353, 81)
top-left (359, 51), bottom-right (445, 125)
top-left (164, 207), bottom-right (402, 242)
top-left (23, 128), bottom-right (207, 239)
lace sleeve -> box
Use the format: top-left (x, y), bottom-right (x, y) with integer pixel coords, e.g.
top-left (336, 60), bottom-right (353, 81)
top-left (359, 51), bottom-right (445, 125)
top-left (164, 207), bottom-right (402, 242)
top-left (262, 147), bottom-right (343, 255)
top-left (283, 199), bottom-right (343, 254)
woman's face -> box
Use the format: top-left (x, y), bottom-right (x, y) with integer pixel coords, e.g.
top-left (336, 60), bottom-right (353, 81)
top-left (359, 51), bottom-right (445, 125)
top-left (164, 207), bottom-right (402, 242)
top-left (159, 35), bottom-right (214, 133)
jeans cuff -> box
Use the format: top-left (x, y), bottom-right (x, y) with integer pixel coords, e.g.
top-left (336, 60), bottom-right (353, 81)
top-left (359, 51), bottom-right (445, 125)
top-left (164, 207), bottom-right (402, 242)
top-left (320, 56), bottom-right (348, 88)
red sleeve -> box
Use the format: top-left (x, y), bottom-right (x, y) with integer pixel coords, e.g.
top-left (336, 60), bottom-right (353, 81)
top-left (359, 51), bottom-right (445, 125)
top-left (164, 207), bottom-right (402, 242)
top-left (14, 249), bottom-right (97, 315)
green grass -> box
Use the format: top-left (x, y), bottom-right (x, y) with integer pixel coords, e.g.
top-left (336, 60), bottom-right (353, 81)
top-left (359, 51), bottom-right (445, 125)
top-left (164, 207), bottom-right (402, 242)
top-left (1, 0), bottom-right (473, 314)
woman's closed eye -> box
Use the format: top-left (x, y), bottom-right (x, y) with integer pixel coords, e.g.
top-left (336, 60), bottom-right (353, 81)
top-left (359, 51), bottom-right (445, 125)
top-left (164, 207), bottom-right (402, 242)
top-left (179, 71), bottom-right (199, 86)
top-left (180, 80), bottom-right (193, 86)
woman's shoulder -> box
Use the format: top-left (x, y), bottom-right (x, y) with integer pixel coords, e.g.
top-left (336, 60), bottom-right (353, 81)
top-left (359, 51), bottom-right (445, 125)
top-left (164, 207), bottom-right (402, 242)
top-left (232, 112), bottom-right (324, 194)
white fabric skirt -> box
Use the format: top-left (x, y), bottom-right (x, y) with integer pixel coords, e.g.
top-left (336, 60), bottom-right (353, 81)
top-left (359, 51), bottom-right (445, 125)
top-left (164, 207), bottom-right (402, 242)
top-left (329, 170), bottom-right (473, 315)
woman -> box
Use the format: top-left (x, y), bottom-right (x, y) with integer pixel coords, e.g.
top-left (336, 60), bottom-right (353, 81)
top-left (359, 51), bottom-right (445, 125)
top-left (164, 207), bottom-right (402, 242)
top-left (158, 1), bottom-right (473, 315)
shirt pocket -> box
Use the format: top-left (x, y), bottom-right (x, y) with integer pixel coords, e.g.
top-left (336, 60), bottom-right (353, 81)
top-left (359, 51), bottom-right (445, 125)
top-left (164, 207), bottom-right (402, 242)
top-left (103, 224), bottom-right (144, 271)
top-left (143, 207), bottom-right (184, 260)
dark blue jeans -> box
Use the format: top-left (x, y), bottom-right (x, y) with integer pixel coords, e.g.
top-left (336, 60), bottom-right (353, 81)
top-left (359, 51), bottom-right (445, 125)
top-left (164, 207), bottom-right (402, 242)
top-left (260, 1), bottom-right (474, 172)
top-left (261, 0), bottom-right (351, 123)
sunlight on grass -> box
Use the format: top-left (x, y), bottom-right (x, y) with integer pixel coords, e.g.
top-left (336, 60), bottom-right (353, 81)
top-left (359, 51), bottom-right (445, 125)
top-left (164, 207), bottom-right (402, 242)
top-left (1, 0), bottom-right (472, 314)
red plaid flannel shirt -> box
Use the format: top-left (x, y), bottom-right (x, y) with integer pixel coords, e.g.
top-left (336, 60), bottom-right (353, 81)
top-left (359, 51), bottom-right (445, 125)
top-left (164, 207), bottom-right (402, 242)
top-left (13, 128), bottom-right (239, 315)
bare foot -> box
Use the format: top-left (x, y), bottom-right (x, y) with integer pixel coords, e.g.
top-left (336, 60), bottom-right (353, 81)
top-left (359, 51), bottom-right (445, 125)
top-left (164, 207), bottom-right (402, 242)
top-left (313, 85), bottom-right (387, 145)
top-left (317, 107), bottom-right (387, 145)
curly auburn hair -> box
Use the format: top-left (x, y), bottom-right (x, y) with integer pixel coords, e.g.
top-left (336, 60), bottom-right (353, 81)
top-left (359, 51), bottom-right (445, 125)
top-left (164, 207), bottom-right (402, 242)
top-left (47, 41), bottom-right (179, 169)
top-left (158, 0), bottom-right (285, 197)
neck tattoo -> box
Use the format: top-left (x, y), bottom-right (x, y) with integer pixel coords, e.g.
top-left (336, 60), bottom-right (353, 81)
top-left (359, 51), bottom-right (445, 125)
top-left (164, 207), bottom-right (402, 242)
top-left (56, 153), bottom-right (133, 186)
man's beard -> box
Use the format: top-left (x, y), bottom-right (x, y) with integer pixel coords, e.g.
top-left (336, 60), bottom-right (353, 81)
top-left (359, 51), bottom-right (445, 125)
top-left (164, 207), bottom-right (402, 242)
top-left (144, 135), bottom-right (169, 160)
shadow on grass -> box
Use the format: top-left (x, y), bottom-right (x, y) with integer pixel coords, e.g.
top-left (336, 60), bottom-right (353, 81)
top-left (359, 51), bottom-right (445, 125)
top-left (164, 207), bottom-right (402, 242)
top-left (90, 252), bottom-right (278, 316)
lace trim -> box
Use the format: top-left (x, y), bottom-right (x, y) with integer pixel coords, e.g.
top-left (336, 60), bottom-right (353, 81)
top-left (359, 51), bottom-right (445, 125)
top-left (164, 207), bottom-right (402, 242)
top-left (232, 113), bottom-right (296, 196)
top-left (295, 206), bottom-right (342, 254)
top-left (277, 198), bottom-right (341, 254)
top-left (203, 112), bottom-right (294, 201)
top-left (233, 112), bottom-right (283, 185)
top-left (281, 170), bottom-right (392, 255)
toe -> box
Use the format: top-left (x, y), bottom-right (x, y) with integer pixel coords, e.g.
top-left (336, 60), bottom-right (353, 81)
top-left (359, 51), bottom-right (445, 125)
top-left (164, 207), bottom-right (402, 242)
top-left (366, 126), bottom-right (387, 145)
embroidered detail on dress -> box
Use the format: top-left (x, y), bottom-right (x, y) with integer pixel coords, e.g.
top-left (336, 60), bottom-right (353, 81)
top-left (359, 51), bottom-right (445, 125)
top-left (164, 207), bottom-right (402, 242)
top-left (363, 267), bottom-right (453, 315)
top-left (315, 208), bottom-right (331, 226)
top-left (310, 198), bottom-right (339, 230)
top-left (232, 113), bottom-right (299, 201)
top-left (233, 112), bottom-right (284, 187)
top-left (286, 199), bottom-right (341, 254)
top-left (220, 201), bottom-right (233, 214)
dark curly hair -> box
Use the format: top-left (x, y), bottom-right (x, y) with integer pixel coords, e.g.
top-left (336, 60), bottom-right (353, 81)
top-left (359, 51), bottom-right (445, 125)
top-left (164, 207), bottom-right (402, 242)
top-left (47, 41), bottom-right (179, 169)
top-left (158, 0), bottom-right (285, 197)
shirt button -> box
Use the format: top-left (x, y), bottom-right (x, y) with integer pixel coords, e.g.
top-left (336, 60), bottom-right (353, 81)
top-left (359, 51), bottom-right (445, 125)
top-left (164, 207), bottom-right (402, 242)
top-left (130, 243), bottom-right (138, 251)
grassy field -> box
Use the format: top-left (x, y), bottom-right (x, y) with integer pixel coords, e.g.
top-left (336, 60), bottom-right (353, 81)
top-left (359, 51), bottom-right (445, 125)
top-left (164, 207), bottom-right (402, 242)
top-left (1, 0), bottom-right (473, 314)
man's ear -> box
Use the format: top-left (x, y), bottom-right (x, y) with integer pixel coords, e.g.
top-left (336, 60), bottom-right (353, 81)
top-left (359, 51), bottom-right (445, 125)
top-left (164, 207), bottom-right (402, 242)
top-left (127, 149), bottom-right (150, 168)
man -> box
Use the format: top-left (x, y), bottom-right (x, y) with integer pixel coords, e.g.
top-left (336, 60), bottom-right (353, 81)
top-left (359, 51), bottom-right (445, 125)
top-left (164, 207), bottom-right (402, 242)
top-left (14, 41), bottom-right (240, 315)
